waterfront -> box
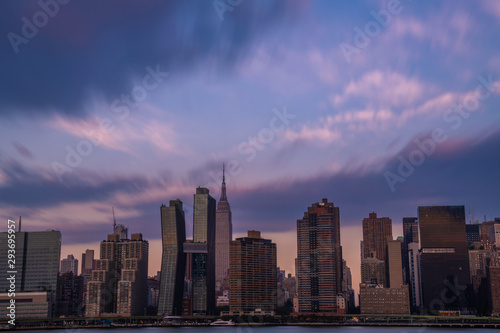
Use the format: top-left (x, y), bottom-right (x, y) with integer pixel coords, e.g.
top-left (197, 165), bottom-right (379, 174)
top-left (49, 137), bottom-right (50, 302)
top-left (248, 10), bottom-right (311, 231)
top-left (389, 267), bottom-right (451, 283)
top-left (5, 327), bottom-right (500, 333)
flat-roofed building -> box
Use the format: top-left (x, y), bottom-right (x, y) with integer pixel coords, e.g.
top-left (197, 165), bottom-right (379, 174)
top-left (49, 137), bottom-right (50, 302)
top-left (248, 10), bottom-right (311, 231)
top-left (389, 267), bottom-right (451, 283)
top-left (230, 230), bottom-right (277, 315)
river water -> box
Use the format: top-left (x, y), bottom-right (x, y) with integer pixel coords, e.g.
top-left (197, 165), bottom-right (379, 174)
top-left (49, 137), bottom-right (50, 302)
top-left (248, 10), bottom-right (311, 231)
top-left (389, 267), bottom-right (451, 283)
top-left (12, 327), bottom-right (499, 333)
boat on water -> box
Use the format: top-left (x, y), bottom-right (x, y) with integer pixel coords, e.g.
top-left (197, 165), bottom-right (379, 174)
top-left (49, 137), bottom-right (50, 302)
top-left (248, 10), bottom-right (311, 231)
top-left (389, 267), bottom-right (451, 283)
top-left (210, 319), bottom-right (236, 326)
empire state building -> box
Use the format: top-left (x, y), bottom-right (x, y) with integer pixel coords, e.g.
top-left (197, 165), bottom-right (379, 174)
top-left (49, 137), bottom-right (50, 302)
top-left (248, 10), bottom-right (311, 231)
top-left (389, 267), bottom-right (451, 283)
top-left (215, 165), bottom-right (233, 286)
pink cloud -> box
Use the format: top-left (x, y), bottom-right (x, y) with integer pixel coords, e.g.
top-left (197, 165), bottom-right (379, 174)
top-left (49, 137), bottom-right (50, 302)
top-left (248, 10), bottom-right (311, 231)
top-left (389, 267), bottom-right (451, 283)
top-left (331, 70), bottom-right (426, 108)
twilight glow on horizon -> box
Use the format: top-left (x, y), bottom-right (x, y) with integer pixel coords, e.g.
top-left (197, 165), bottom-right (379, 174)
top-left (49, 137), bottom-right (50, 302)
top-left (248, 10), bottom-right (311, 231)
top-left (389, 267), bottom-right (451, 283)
top-left (1, 0), bottom-right (500, 283)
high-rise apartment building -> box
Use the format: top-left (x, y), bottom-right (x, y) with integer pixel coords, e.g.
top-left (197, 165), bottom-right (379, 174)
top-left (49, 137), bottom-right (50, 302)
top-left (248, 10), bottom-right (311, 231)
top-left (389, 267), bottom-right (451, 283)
top-left (487, 257), bottom-right (500, 316)
top-left (215, 166), bottom-right (232, 287)
top-left (191, 187), bottom-right (216, 315)
top-left (229, 230), bottom-right (277, 314)
top-left (86, 233), bottom-right (149, 317)
top-left (362, 213), bottom-right (392, 261)
top-left (60, 254), bottom-right (79, 275)
top-left (158, 199), bottom-right (186, 316)
top-left (418, 205), bottom-right (471, 314)
top-left (296, 199), bottom-right (342, 313)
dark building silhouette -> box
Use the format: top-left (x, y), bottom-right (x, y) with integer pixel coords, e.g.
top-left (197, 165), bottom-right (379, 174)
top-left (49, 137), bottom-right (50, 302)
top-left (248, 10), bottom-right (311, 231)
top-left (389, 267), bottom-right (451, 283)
top-left (487, 257), bottom-right (500, 316)
top-left (158, 200), bottom-right (186, 316)
top-left (56, 272), bottom-right (84, 317)
top-left (466, 224), bottom-right (481, 245)
top-left (296, 199), bottom-right (342, 313)
top-left (418, 205), bottom-right (471, 314)
top-left (402, 217), bottom-right (419, 283)
top-left (230, 230), bottom-right (277, 314)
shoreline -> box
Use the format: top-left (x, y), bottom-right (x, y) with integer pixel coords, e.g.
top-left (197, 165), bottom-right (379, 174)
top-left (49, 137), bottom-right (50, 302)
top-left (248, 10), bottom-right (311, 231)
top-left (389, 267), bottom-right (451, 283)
top-left (2, 322), bottom-right (500, 330)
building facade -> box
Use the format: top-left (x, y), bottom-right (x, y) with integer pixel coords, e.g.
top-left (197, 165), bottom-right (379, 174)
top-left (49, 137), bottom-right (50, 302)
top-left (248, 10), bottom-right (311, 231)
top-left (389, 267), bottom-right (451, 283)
top-left (229, 230), bottom-right (277, 314)
top-left (386, 237), bottom-right (404, 288)
top-left (56, 272), bottom-right (84, 317)
top-left (359, 284), bottom-right (410, 315)
top-left (487, 257), bottom-right (500, 316)
top-left (403, 217), bottom-right (419, 284)
top-left (466, 224), bottom-right (481, 245)
top-left (361, 258), bottom-right (386, 286)
top-left (60, 254), bottom-right (79, 276)
top-left (0, 230), bottom-right (61, 293)
top-left (362, 213), bottom-right (392, 261)
top-left (215, 167), bottom-right (232, 288)
top-left (296, 199), bottom-right (342, 313)
top-left (86, 233), bottom-right (149, 317)
top-left (158, 200), bottom-right (186, 316)
top-left (489, 224), bottom-right (500, 245)
top-left (191, 187), bottom-right (216, 315)
top-left (418, 205), bottom-right (471, 314)
top-left (408, 242), bottom-right (422, 308)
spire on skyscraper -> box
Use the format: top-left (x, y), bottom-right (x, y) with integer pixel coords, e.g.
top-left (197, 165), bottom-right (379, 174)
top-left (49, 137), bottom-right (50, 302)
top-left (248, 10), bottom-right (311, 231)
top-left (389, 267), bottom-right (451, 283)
top-left (220, 163), bottom-right (227, 202)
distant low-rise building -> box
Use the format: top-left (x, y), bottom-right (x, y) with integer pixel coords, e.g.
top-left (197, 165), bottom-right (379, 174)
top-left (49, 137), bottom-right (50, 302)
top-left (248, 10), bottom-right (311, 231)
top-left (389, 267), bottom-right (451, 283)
top-left (60, 254), bottom-right (78, 276)
top-left (359, 284), bottom-right (410, 315)
top-left (0, 292), bottom-right (54, 319)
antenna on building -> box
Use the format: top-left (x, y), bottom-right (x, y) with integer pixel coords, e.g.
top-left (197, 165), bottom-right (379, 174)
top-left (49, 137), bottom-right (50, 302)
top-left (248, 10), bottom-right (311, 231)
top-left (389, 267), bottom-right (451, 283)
top-left (112, 207), bottom-right (117, 232)
top-left (471, 202), bottom-right (474, 225)
top-left (19, 216), bottom-right (21, 232)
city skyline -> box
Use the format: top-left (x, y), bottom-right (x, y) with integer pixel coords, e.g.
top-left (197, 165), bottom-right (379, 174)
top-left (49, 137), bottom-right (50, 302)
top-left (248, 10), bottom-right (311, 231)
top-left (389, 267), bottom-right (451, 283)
top-left (1, 0), bottom-right (500, 316)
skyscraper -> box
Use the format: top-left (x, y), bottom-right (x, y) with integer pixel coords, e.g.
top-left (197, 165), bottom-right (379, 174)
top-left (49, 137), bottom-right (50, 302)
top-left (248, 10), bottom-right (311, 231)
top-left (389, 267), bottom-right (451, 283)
top-left (386, 237), bottom-right (404, 288)
top-left (402, 217), bottom-right (419, 283)
top-left (60, 254), bottom-right (79, 275)
top-left (229, 230), bottom-right (277, 314)
top-left (86, 233), bottom-right (149, 317)
top-left (0, 230), bottom-right (61, 292)
top-left (191, 187), bottom-right (216, 315)
top-left (362, 212), bottom-right (392, 261)
top-left (0, 229), bottom-right (61, 319)
top-left (158, 199), bottom-right (186, 316)
top-left (408, 242), bottom-right (422, 308)
top-left (296, 199), bottom-right (342, 313)
top-left (215, 165), bottom-right (232, 286)
top-left (418, 205), bottom-right (471, 314)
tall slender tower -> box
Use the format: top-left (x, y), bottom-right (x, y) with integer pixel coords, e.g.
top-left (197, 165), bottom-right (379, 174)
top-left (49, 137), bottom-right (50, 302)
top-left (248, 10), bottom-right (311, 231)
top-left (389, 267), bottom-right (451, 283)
top-left (158, 200), bottom-right (186, 316)
top-left (296, 198), bottom-right (342, 313)
top-left (191, 187), bottom-right (216, 315)
top-left (216, 165), bottom-right (233, 286)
